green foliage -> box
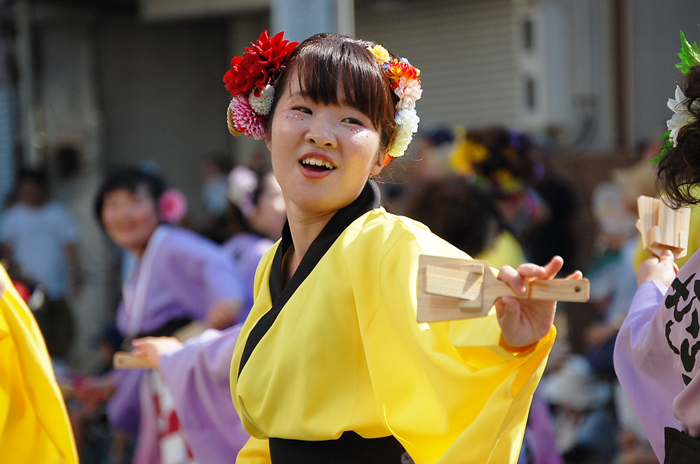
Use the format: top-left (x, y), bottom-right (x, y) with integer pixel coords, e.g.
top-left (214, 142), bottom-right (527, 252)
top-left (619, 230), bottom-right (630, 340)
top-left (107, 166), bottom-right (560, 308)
top-left (650, 130), bottom-right (673, 164)
top-left (676, 31), bottom-right (700, 75)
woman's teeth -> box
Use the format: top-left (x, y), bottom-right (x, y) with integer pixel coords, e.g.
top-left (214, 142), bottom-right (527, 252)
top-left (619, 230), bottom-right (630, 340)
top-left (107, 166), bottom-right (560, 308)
top-left (301, 158), bottom-right (335, 170)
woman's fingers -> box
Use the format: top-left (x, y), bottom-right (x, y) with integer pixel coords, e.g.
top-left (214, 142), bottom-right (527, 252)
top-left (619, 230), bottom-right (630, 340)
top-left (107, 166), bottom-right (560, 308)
top-left (565, 270), bottom-right (583, 280)
top-left (497, 265), bottom-right (527, 295)
top-left (536, 256), bottom-right (564, 279)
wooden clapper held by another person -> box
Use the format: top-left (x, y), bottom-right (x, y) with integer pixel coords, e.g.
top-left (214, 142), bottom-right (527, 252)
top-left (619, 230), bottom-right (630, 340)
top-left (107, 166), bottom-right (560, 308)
top-left (636, 195), bottom-right (691, 260)
top-left (113, 322), bottom-right (206, 369)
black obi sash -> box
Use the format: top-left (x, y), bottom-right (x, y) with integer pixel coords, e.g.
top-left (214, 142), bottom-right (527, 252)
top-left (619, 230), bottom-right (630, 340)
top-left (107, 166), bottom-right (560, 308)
top-left (269, 431), bottom-right (407, 464)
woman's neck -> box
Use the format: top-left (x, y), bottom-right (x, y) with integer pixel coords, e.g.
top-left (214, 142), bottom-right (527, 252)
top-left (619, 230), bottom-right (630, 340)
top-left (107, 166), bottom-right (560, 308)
top-left (284, 208), bottom-right (336, 278)
top-left (130, 227), bottom-right (159, 259)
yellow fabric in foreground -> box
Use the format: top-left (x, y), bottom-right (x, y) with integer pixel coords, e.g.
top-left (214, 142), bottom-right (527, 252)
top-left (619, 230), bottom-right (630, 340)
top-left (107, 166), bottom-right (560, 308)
top-left (477, 230), bottom-right (527, 270)
top-left (231, 209), bottom-right (555, 464)
top-left (0, 265), bottom-right (78, 463)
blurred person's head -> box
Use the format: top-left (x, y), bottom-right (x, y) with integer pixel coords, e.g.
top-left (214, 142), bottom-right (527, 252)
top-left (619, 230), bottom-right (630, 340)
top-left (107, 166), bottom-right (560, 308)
top-left (201, 152), bottom-right (233, 217)
top-left (591, 182), bottom-right (637, 252)
top-left (17, 169), bottom-right (49, 207)
top-left (94, 167), bottom-right (167, 256)
top-left (404, 175), bottom-right (501, 257)
top-left (408, 126), bottom-right (455, 180)
top-left (228, 166), bottom-right (286, 240)
top-left (449, 127), bottom-right (544, 236)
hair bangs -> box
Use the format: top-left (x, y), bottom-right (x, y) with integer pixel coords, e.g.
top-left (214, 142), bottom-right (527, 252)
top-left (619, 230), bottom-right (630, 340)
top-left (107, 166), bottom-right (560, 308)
top-left (271, 34), bottom-right (397, 149)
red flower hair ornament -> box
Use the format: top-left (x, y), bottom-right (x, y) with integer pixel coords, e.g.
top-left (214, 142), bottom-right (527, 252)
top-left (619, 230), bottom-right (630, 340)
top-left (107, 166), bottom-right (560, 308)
top-left (224, 31), bottom-right (299, 140)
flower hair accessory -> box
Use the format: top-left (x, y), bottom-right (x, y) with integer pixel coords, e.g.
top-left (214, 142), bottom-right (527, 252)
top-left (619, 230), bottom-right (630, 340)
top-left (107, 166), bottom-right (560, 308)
top-left (228, 166), bottom-right (258, 218)
top-left (653, 31), bottom-right (700, 162)
top-left (367, 44), bottom-right (422, 164)
top-left (224, 31), bottom-right (299, 140)
top-left (449, 127), bottom-right (489, 176)
top-left (159, 189), bottom-right (188, 224)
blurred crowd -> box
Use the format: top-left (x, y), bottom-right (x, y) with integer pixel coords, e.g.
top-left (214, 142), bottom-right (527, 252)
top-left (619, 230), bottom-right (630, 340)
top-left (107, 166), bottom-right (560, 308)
top-left (0, 123), bottom-right (665, 464)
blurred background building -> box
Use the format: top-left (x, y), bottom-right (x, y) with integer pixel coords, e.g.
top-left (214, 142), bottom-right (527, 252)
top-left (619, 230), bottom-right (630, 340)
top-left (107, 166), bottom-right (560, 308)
top-left (0, 0), bottom-right (698, 368)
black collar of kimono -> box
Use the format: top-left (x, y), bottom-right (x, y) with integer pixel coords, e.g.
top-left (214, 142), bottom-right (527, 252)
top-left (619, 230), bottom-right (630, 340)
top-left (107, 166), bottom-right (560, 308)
top-left (238, 180), bottom-right (381, 378)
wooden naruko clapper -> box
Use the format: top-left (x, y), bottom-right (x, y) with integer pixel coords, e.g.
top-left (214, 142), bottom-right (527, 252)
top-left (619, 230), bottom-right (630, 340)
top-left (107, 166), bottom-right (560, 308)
top-left (417, 255), bottom-right (590, 323)
top-left (637, 195), bottom-right (690, 260)
top-left (113, 321), bottom-right (207, 370)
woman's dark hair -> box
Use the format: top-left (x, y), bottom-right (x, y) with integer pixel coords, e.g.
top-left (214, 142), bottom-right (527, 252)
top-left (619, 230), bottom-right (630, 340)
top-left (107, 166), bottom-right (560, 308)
top-left (404, 176), bottom-right (502, 257)
top-left (93, 166), bottom-right (166, 225)
top-left (657, 66), bottom-right (700, 207)
top-left (267, 33), bottom-right (398, 153)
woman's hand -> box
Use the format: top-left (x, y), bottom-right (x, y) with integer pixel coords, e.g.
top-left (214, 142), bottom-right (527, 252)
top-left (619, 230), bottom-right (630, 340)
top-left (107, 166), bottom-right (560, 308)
top-left (131, 336), bottom-right (182, 369)
top-left (638, 249), bottom-right (678, 287)
top-left (205, 300), bottom-right (242, 330)
top-left (495, 256), bottom-right (582, 348)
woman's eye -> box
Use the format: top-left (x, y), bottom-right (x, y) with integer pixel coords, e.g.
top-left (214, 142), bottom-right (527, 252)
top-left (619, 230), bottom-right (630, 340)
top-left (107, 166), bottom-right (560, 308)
top-left (293, 106), bottom-right (312, 115)
top-left (342, 117), bottom-right (363, 125)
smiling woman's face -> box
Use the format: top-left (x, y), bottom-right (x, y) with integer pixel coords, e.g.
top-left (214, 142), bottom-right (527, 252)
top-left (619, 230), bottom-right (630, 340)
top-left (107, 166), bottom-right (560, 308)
top-left (101, 185), bottom-right (159, 255)
top-left (266, 73), bottom-right (384, 220)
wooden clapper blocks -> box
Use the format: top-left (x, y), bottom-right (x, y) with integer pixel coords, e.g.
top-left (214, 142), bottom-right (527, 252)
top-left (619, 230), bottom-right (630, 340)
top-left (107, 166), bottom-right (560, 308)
top-left (113, 322), bottom-right (207, 369)
top-left (637, 195), bottom-right (690, 259)
top-left (417, 256), bottom-right (590, 323)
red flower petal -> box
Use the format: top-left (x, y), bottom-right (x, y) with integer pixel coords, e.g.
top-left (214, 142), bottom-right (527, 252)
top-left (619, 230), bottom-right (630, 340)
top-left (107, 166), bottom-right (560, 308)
top-left (223, 30), bottom-right (299, 98)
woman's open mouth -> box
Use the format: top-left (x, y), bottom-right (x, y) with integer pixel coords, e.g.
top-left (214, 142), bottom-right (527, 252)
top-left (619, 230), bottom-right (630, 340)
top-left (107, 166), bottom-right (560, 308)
top-left (299, 156), bottom-right (336, 179)
top-left (300, 156), bottom-right (336, 172)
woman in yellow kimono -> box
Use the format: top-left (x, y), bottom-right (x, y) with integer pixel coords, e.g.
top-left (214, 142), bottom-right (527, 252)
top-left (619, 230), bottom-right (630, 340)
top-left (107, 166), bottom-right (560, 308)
top-left (224, 31), bottom-right (582, 464)
top-left (0, 265), bottom-right (78, 463)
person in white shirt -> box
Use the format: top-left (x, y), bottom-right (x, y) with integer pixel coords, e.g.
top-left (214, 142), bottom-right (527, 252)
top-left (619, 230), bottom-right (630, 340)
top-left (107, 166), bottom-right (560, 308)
top-left (0, 169), bottom-right (82, 358)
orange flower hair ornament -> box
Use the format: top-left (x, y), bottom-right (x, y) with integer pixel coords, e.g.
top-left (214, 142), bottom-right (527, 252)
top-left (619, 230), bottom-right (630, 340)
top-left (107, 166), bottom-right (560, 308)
top-left (367, 44), bottom-right (422, 165)
top-left (224, 30), bottom-right (299, 140)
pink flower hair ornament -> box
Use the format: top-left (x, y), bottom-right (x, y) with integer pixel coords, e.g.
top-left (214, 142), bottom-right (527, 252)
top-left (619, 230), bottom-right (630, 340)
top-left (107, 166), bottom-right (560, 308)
top-left (224, 31), bottom-right (299, 139)
top-left (158, 189), bottom-right (188, 224)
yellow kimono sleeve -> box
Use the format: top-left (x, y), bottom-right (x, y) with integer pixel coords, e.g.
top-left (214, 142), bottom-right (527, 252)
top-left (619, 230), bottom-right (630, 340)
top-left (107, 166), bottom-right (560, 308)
top-left (236, 436), bottom-right (271, 464)
top-left (354, 232), bottom-right (553, 464)
top-left (0, 266), bottom-right (78, 463)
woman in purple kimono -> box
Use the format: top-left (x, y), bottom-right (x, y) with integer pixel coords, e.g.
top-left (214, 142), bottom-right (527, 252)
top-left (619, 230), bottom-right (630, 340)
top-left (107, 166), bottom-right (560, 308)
top-left (613, 34), bottom-right (700, 464)
top-left (130, 166), bottom-right (285, 463)
top-left (89, 167), bottom-right (245, 464)
top-left (221, 166), bottom-right (286, 324)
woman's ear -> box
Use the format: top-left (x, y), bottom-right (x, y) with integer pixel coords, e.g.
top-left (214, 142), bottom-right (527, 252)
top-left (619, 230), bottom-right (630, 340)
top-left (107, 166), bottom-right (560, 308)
top-left (370, 151), bottom-right (388, 177)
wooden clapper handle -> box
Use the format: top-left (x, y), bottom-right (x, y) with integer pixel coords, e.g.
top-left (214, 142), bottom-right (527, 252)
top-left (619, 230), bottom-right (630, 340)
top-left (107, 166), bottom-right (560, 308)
top-left (113, 321), bottom-right (207, 370)
top-left (417, 255), bottom-right (590, 323)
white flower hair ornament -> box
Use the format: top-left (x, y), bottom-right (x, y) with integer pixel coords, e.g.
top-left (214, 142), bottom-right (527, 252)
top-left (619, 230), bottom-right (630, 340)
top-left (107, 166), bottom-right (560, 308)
top-left (367, 44), bottom-right (422, 165)
top-left (228, 166), bottom-right (258, 218)
top-left (667, 85), bottom-right (699, 147)
top-left (653, 31), bottom-right (700, 162)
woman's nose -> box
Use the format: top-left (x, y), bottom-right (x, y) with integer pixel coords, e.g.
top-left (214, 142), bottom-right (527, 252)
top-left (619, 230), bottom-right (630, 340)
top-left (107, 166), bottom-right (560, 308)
top-left (305, 117), bottom-right (337, 148)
